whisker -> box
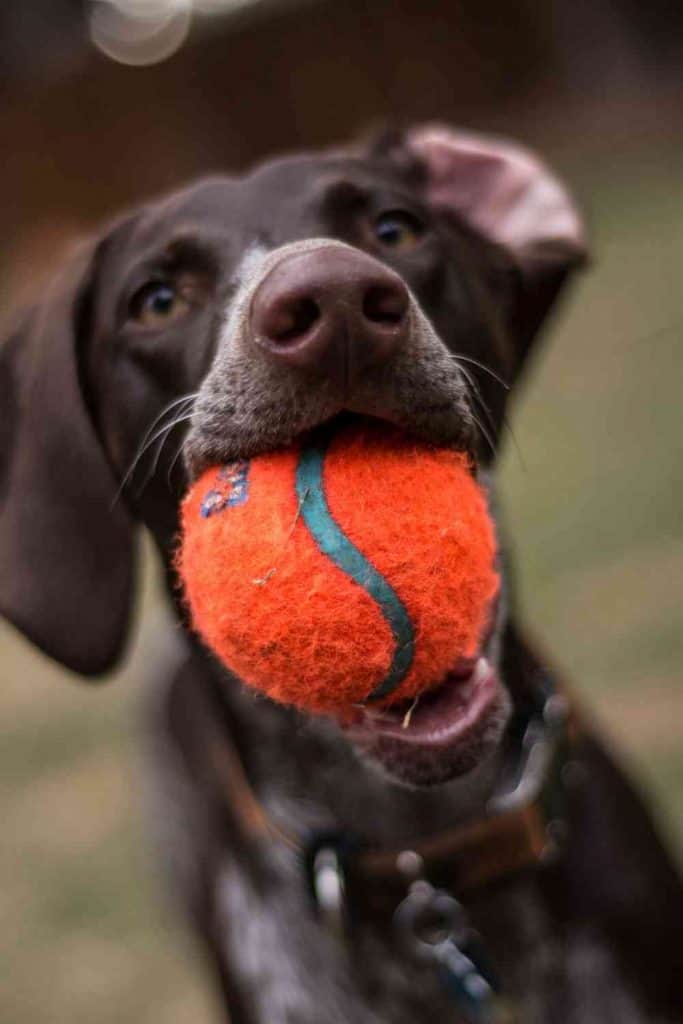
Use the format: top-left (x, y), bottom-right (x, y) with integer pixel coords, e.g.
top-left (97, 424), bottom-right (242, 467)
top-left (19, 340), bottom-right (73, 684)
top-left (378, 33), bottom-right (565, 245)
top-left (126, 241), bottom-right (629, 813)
top-left (111, 393), bottom-right (198, 508)
top-left (134, 412), bottom-right (195, 500)
top-left (471, 388), bottom-right (499, 442)
top-left (451, 352), bottom-right (509, 391)
top-left (134, 392), bottom-right (199, 458)
top-left (117, 407), bottom-right (194, 501)
top-left (452, 359), bottom-right (478, 393)
top-left (458, 362), bottom-right (495, 429)
top-left (166, 432), bottom-right (190, 489)
top-left (453, 353), bottom-right (527, 470)
top-left (500, 412), bottom-right (527, 473)
top-left (453, 356), bottom-right (500, 448)
top-left (471, 410), bottom-right (497, 458)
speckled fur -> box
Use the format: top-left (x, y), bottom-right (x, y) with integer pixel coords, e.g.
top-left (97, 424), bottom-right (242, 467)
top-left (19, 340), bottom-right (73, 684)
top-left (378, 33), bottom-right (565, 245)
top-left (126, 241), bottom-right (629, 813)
top-left (144, 640), bottom-right (683, 1024)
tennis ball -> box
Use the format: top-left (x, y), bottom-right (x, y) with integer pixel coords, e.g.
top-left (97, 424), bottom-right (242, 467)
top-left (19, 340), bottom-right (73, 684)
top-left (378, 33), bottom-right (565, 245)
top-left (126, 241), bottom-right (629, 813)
top-left (178, 417), bottom-right (498, 716)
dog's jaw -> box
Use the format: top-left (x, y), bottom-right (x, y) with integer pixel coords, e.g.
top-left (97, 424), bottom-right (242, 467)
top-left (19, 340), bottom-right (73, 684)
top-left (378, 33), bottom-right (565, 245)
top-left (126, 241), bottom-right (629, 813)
top-left (343, 657), bottom-right (512, 788)
top-left (320, 574), bottom-right (510, 790)
top-left (184, 241), bottom-right (510, 790)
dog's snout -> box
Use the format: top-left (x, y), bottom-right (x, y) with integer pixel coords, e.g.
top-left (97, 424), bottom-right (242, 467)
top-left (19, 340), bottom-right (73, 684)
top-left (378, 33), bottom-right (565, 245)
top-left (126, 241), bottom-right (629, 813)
top-left (249, 246), bottom-right (409, 388)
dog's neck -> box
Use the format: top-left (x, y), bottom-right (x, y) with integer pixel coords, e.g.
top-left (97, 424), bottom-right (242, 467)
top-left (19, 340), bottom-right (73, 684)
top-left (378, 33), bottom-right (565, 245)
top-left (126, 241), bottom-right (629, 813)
top-left (201, 617), bottom-right (535, 850)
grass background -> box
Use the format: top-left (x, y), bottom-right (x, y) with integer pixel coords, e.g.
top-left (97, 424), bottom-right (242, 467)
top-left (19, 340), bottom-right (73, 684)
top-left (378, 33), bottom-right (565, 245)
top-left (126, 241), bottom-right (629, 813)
top-left (1, 135), bottom-right (681, 1022)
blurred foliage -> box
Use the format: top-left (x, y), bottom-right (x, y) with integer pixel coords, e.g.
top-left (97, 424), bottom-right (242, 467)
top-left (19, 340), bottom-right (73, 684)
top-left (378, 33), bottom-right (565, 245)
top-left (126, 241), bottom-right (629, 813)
top-left (500, 141), bottom-right (683, 850)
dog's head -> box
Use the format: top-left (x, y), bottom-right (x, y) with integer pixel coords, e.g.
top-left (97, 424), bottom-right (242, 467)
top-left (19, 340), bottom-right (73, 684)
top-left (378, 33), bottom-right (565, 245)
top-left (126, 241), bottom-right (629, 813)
top-left (0, 126), bottom-right (585, 786)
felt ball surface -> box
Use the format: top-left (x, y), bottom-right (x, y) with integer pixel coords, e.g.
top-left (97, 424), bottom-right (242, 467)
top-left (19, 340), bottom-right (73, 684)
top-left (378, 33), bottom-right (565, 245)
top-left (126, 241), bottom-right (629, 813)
top-left (178, 418), bottom-right (498, 715)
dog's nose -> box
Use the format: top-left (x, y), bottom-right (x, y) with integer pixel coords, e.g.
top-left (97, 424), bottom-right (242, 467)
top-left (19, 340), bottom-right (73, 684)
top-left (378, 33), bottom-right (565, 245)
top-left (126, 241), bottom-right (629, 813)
top-left (249, 245), bottom-right (410, 389)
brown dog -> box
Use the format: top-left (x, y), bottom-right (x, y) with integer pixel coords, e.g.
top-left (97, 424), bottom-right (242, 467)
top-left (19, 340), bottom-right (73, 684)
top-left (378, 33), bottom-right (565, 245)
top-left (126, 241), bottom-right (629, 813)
top-left (2, 126), bottom-right (681, 1022)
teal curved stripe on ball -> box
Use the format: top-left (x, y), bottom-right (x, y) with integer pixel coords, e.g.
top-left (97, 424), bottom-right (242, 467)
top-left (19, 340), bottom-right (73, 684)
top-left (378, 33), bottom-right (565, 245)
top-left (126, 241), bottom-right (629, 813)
top-left (295, 425), bottom-right (415, 703)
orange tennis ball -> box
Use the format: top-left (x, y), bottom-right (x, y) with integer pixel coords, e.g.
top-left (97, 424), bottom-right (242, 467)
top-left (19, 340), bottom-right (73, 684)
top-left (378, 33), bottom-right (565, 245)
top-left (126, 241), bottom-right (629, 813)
top-left (178, 418), bottom-right (498, 716)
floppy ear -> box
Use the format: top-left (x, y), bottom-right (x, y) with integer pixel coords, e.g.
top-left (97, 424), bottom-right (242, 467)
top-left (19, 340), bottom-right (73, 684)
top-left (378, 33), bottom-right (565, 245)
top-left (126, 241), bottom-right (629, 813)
top-left (0, 247), bottom-right (136, 675)
top-left (406, 124), bottom-right (588, 361)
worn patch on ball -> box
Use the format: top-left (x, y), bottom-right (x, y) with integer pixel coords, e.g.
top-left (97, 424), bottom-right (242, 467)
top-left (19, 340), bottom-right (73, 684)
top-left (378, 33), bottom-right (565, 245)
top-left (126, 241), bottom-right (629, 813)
top-left (200, 461), bottom-right (250, 517)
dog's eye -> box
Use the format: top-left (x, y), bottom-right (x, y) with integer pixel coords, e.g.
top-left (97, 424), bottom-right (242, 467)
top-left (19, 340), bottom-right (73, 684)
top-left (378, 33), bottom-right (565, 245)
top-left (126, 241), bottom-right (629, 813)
top-left (374, 210), bottom-right (424, 251)
top-left (128, 280), bottom-right (192, 329)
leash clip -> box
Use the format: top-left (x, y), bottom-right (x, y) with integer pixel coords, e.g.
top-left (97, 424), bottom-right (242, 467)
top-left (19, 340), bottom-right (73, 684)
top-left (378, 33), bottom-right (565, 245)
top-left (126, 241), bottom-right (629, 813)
top-left (394, 875), bottom-right (500, 1023)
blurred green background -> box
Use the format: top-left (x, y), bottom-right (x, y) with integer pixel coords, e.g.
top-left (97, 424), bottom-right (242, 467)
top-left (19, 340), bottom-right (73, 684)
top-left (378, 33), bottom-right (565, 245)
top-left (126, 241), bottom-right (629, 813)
top-left (1, 2), bottom-right (681, 1021)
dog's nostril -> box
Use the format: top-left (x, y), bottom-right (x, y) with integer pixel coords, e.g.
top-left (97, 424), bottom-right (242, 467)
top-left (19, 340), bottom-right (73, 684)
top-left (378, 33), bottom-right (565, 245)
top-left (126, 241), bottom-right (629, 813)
top-left (266, 297), bottom-right (320, 344)
top-left (363, 284), bottom-right (409, 326)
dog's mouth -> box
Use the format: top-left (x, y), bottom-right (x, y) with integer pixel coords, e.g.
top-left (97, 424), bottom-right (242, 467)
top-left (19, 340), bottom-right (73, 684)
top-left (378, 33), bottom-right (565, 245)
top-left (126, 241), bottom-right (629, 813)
top-left (309, 412), bottom-right (502, 786)
top-left (186, 396), bottom-right (503, 784)
top-left (341, 653), bottom-right (509, 785)
top-left (348, 656), bottom-right (499, 743)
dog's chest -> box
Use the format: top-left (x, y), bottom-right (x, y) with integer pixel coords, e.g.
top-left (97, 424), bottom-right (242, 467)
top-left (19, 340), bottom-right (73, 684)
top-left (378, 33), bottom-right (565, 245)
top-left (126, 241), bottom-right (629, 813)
top-left (212, 847), bottom-right (648, 1024)
top-left (145, 672), bottom-right (660, 1024)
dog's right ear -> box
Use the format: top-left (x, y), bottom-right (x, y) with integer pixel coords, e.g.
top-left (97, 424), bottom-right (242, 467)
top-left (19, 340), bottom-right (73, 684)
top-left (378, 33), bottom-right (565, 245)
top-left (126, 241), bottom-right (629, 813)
top-left (0, 245), bottom-right (136, 676)
top-left (381, 125), bottom-right (588, 367)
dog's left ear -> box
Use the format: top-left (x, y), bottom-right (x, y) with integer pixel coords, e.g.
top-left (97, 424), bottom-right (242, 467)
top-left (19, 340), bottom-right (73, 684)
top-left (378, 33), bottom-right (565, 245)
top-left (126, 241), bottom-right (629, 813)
top-left (401, 124), bottom-right (588, 361)
top-left (0, 245), bottom-right (136, 676)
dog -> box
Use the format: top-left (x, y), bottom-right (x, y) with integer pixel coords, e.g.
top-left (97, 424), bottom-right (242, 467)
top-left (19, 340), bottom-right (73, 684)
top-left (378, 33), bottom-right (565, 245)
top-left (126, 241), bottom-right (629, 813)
top-left (2, 125), bottom-right (682, 1023)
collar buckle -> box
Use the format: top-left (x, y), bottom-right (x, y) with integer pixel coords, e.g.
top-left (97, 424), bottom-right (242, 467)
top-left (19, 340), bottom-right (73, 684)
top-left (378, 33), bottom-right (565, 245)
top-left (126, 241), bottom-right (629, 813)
top-left (488, 690), bottom-right (570, 819)
top-left (306, 833), bottom-right (356, 938)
